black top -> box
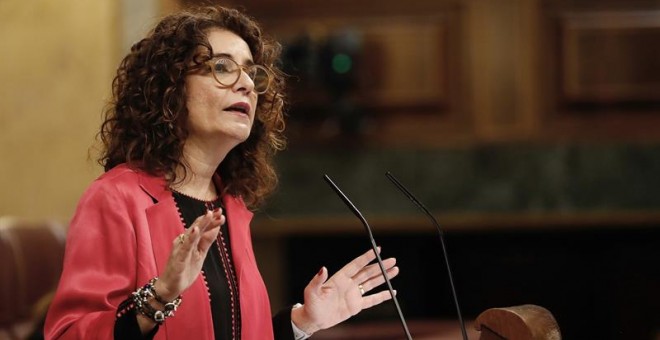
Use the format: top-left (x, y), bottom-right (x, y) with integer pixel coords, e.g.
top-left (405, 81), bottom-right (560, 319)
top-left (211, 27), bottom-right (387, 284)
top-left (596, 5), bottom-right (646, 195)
top-left (172, 191), bottom-right (240, 340)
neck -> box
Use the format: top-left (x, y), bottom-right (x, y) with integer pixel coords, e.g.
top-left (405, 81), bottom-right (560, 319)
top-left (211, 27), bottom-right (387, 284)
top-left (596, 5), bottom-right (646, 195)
top-left (170, 137), bottom-right (236, 201)
top-left (170, 167), bottom-right (217, 201)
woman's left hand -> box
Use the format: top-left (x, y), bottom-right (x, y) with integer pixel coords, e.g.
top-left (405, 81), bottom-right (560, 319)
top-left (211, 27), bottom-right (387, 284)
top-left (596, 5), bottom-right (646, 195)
top-left (291, 247), bottom-right (399, 335)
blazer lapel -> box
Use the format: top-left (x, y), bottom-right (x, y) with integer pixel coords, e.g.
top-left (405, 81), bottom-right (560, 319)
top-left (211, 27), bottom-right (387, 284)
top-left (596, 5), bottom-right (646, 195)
top-left (138, 174), bottom-right (184, 277)
top-left (214, 175), bottom-right (254, 278)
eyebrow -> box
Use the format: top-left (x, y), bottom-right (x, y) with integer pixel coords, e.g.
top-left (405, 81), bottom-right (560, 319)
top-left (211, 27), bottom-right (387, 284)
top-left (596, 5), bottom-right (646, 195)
top-left (212, 53), bottom-right (255, 66)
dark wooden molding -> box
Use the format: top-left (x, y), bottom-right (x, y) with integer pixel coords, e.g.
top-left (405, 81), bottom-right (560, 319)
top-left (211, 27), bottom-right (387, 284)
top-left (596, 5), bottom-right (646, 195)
top-left (252, 210), bottom-right (660, 237)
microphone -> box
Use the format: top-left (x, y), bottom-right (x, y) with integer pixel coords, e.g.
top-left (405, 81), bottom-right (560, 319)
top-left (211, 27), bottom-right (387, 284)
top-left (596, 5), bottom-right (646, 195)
top-left (385, 171), bottom-right (468, 340)
top-left (323, 174), bottom-right (413, 340)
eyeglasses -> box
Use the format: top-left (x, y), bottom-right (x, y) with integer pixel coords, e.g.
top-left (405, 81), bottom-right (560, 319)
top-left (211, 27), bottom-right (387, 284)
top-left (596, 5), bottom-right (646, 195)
top-left (203, 57), bottom-right (272, 94)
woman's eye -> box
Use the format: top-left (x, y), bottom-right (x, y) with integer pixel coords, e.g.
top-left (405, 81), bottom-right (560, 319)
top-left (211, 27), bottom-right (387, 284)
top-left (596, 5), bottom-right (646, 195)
top-left (214, 63), bottom-right (231, 73)
top-left (214, 59), bottom-right (238, 73)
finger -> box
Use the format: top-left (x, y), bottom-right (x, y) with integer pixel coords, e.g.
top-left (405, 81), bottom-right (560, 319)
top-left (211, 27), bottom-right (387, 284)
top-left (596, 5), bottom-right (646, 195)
top-left (172, 226), bottom-right (198, 262)
top-left (208, 207), bottom-right (226, 226)
top-left (192, 211), bottom-right (214, 234)
top-left (351, 257), bottom-right (396, 284)
top-left (215, 210), bottom-right (226, 226)
top-left (337, 247), bottom-right (381, 278)
top-left (172, 219), bottom-right (207, 260)
top-left (360, 289), bottom-right (397, 310)
top-left (197, 221), bottom-right (221, 252)
top-left (360, 266), bottom-right (399, 293)
top-left (304, 266), bottom-right (328, 296)
top-left (172, 232), bottom-right (186, 249)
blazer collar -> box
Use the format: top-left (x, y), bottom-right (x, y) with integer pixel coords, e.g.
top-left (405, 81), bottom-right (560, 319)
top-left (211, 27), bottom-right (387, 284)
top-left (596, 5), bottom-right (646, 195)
top-left (135, 167), bottom-right (228, 205)
top-left (135, 169), bottom-right (170, 203)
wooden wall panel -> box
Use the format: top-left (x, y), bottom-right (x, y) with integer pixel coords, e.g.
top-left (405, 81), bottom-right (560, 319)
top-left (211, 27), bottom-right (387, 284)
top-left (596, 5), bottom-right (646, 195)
top-left (538, 1), bottom-right (660, 142)
top-left (560, 11), bottom-right (660, 103)
top-left (358, 17), bottom-right (448, 109)
top-left (267, 16), bottom-right (450, 111)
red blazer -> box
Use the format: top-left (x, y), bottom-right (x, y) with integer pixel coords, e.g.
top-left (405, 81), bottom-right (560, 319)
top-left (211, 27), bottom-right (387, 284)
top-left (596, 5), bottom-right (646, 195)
top-left (45, 164), bottom-right (274, 340)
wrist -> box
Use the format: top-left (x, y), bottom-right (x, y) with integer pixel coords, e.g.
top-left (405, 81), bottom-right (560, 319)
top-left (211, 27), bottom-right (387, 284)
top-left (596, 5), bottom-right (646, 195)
top-left (153, 278), bottom-right (179, 303)
top-left (132, 278), bottom-right (182, 325)
top-left (291, 303), bottom-right (320, 336)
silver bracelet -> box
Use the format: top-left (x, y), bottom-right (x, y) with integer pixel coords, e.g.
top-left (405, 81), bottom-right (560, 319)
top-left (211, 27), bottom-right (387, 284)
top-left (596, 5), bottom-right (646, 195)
top-left (132, 277), bottom-right (182, 324)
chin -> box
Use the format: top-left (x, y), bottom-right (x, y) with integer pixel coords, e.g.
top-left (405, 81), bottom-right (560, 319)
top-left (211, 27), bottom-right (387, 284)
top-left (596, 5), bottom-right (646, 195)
top-left (219, 125), bottom-right (252, 142)
top-left (231, 131), bottom-right (252, 144)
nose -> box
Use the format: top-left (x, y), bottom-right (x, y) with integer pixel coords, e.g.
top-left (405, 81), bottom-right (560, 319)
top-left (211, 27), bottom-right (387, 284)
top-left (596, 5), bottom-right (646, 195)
top-left (233, 67), bottom-right (255, 94)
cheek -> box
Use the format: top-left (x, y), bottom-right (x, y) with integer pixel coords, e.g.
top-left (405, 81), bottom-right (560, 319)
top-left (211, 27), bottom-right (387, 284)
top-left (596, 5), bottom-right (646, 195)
top-left (186, 76), bottom-right (223, 102)
top-left (189, 84), bottom-right (211, 103)
top-left (187, 86), bottom-right (227, 113)
top-left (185, 82), bottom-right (205, 111)
top-left (251, 96), bottom-right (260, 114)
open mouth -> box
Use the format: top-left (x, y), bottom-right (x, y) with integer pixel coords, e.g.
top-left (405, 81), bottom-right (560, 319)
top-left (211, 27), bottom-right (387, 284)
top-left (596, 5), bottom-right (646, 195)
top-left (224, 102), bottom-right (250, 114)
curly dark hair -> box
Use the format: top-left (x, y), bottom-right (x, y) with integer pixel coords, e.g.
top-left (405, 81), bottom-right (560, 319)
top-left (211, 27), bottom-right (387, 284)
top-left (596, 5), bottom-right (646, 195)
top-left (99, 5), bottom-right (286, 208)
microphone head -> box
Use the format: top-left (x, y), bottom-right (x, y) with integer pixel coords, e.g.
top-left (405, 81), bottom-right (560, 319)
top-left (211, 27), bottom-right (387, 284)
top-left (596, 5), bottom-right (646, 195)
top-left (323, 174), bottom-right (365, 222)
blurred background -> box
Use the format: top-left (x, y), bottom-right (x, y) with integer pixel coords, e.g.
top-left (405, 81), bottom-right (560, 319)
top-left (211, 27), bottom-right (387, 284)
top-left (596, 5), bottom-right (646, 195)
top-left (1, 0), bottom-right (659, 339)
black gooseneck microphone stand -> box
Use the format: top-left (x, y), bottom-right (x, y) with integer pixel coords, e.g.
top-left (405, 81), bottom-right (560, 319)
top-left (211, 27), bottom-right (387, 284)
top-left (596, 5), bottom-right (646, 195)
top-left (323, 174), bottom-right (413, 340)
top-left (385, 171), bottom-right (468, 340)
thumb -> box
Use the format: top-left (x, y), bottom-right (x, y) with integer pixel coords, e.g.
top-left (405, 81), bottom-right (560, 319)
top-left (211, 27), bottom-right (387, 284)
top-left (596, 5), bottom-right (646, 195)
top-left (306, 266), bottom-right (328, 292)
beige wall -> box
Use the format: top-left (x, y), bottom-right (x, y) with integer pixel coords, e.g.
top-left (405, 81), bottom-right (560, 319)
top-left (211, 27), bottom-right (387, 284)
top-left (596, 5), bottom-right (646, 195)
top-left (0, 0), bottom-right (117, 223)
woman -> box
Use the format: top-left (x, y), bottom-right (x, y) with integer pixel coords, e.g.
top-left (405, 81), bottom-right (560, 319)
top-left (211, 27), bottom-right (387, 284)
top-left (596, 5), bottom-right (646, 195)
top-left (44, 5), bottom-right (399, 340)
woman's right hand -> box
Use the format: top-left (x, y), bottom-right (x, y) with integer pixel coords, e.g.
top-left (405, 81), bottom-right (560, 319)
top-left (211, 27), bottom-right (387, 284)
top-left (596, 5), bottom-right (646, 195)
top-left (154, 209), bottom-right (224, 301)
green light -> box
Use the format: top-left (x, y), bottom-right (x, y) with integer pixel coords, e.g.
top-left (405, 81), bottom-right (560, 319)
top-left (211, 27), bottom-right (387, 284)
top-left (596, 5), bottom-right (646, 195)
top-left (332, 53), bottom-right (352, 74)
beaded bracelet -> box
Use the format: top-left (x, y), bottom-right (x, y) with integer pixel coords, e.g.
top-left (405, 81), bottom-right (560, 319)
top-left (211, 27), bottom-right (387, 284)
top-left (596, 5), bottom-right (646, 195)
top-left (132, 277), bottom-right (182, 324)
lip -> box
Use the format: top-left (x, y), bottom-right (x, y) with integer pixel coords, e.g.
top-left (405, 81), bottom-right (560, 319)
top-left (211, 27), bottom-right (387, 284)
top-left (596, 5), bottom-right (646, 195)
top-left (223, 101), bottom-right (252, 116)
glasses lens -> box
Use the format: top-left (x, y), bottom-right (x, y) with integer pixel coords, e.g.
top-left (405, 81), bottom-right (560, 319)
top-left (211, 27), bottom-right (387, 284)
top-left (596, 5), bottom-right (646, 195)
top-left (251, 66), bottom-right (271, 94)
top-left (212, 58), bottom-right (271, 94)
top-left (212, 58), bottom-right (240, 86)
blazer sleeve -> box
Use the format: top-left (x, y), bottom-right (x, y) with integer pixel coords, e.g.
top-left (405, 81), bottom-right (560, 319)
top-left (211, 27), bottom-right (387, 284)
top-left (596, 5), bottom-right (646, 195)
top-left (44, 181), bottom-right (141, 340)
top-left (272, 307), bottom-right (295, 340)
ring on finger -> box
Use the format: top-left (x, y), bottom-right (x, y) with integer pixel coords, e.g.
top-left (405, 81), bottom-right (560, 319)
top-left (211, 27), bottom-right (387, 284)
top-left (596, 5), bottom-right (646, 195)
top-left (178, 233), bottom-right (186, 245)
top-left (358, 284), bottom-right (365, 296)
